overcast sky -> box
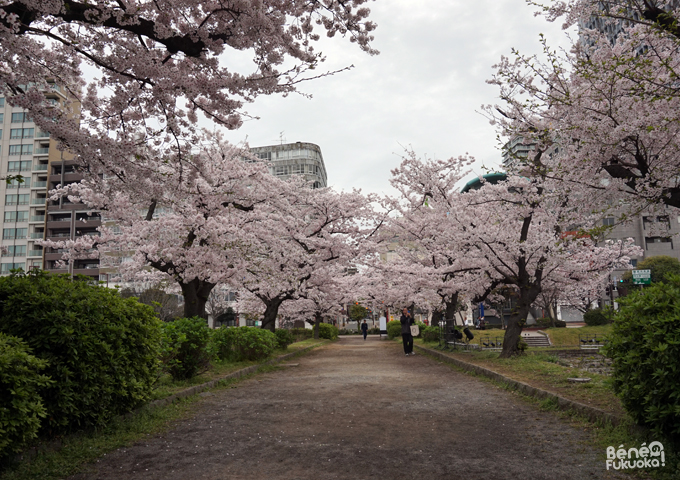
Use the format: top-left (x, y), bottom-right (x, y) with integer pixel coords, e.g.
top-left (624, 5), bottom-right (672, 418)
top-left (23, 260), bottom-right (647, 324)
top-left (224, 0), bottom-right (575, 196)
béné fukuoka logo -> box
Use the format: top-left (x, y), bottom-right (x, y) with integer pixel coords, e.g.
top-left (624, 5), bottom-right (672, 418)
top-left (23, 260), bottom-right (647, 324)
top-left (606, 441), bottom-right (665, 470)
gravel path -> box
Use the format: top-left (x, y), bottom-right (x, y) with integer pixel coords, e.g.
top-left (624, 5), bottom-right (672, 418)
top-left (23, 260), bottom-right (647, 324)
top-left (71, 336), bottom-right (630, 480)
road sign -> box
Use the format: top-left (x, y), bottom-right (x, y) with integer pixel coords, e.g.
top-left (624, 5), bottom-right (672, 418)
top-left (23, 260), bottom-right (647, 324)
top-left (632, 269), bottom-right (651, 285)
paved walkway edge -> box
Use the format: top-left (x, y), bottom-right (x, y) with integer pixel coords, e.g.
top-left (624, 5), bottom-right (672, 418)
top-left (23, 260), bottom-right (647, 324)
top-left (414, 344), bottom-right (623, 426)
top-left (147, 342), bottom-right (326, 409)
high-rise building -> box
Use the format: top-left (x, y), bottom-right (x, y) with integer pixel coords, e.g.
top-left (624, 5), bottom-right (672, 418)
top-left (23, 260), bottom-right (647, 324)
top-left (0, 85), bottom-right (101, 281)
top-left (250, 142), bottom-right (327, 188)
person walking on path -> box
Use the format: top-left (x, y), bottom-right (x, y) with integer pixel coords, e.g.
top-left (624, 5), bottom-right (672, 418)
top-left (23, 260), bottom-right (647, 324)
top-left (400, 307), bottom-right (415, 355)
top-left (361, 320), bottom-right (369, 340)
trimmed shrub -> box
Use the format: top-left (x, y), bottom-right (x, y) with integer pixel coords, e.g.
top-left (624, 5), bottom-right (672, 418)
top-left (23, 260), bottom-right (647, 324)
top-left (583, 309), bottom-right (609, 326)
top-left (274, 329), bottom-right (295, 350)
top-left (421, 326), bottom-right (440, 343)
top-left (210, 326), bottom-right (277, 362)
top-left (0, 271), bottom-right (162, 433)
top-left (291, 328), bottom-right (313, 341)
top-left (554, 319), bottom-right (567, 328)
top-left (387, 320), bottom-right (402, 339)
top-left (317, 323), bottom-right (339, 340)
top-left (367, 327), bottom-right (380, 335)
top-left (160, 317), bottom-right (212, 380)
top-left (604, 277), bottom-right (680, 439)
top-left (0, 334), bottom-right (52, 458)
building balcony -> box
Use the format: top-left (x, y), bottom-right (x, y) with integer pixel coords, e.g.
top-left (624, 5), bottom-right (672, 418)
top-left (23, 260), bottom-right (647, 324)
top-left (28, 250), bottom-right (43, 257)
top-left (32, 181), bottom-right (47, 188)
top-left (30, 215), bottom-right (45, 222)
top-left (33, 164), bottom-right (48, 171)
top-left (30, 232), bottom-right (44, 239)
top-left (31, 198), bottom-right (47, 205)
top-left (34, 148), bottom-right (50, 155)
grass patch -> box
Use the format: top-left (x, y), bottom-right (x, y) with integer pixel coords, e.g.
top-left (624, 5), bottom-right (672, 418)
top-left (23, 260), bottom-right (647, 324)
top-left (416, 339), bottom-right (625, 417)
top-left (542, 325), bottom-right (613, 347)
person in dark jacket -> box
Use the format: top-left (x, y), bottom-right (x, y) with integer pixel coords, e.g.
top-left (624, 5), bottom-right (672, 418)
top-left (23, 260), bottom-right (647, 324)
top-left (361, 320), bottom-right (369, 340)
top-left (400, 307), bottom-right (415, 355)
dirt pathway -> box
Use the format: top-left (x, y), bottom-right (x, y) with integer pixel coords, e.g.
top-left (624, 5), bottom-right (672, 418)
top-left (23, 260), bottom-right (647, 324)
top-left (71, 337), bottom-right (629, 480)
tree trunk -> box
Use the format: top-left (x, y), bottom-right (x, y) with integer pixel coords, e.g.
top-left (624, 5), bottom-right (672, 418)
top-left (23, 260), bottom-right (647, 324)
top-left (180, 278), bottom-right (215, 319)
top-left (431, 310), bottom-right (442, 327)
top-left (313, 312), bottom-right (322, 339)
top-left (500, 288), bottom-right (540, 358)
top-left (261, 298), bottom-right (283, 332)
top-left (444, 294), bottom-right (459, 325)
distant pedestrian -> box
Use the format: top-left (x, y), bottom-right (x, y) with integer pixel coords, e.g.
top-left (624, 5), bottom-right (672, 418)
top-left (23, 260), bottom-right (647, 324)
top-left (361, 320), bottom-right (368, 340)
top-left (400, 307), bottom-right (415, 355)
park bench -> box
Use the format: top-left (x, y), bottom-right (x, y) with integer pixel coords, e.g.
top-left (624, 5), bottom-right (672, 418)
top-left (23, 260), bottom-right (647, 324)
top-left (479, 336), bottom-right (503, 351)
top-left (579, 334), bottom-right (606, 350)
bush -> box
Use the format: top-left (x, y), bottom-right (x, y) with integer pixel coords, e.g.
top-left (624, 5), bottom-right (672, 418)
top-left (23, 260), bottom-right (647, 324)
top-left (160, 317), bottom-right (212, 380)
top-left (583, 309), bottom-right (610, 326)
top-left (291, 328), bottom-right (313, 341)
top-left (367, 327), bottom-right (380, 334)
top-left (274, 329), bottom-right (294, 350)
top-left (317, 323), bottom-right (339, 340)
top-left (0, 334), bottom-right (52, 458)
top-left (554, 319), bottom-right (567, 328)
top-left (209, 326), bottom-right (277, 362)
top-left (534, 317), bottom-right (552, 328)
top-left (604, 277), bottom-right (680, 439)
top-left (387, 320), bottom-right (402, 339)
top-left (421, 326), bottom-right (440, 343)
top-left (0, 271), bottom-right (162, 433)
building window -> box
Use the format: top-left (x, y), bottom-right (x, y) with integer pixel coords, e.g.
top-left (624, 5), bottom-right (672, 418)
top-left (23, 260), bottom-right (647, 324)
top-left (1, 263), bottom-right (25, 273)
top-left (10, 112), bottom-right (32, 123)
top-left (7, 161), bottom-right (32, 172)
top-left (631, 259), bottom-right (638, 267)
top-left (2, 246), bottom-right (26, 257)
top-left (645, 236), bottom-right (673, 249)
top-left (4, 211), bottom-right (28, 223)
top-left (9, 128), bottom-right (34, 139)
top-left (8, 144), bottom-right (33, 155)
top-left (0, 97), bottom-right (4, 107)
top-left (2, 228), bottom-right (27, 239)
top-left (602, 217), bottom-right (615, 226)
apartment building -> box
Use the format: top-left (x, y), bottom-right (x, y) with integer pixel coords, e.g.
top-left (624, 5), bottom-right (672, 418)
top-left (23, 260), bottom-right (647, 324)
top-left (0, 85), bottom-right (101, 282)
top-left (250, 142), bottom-right (328, 188)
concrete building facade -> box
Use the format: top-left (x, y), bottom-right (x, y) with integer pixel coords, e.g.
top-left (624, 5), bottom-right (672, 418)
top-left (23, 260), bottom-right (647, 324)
top-left (0, 86), bottom-right (101, 281)
top-left (250, 142), bottom-right (327, 188)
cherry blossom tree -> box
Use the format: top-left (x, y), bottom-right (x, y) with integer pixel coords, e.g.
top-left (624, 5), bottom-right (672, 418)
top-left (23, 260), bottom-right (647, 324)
top-left (382, 151), bottom-right (483, 326)
top-left (487, 1), bottom-right (680, 211)
top-left (41, 134), bottom-right (281, 318)
top-left (453, 175), bottom-right (641, 357)
top-left (0, 0), bottom-right (377, 186)
top-left (240, 184), bottom-right (380, 331)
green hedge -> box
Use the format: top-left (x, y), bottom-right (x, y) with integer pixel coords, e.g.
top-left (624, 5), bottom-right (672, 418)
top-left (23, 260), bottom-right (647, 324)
top-left (0, 333), bottom-right (52, 458)
top-left (317, 323), bottom-right (339, 340)
top-left (0, 271), bottom-right (162, 433)
top-left (584, 309), bottom-right (610, 326)
top-left (387, 320), bottom-right (402, 339)
top-left (421, 326), bottom-right (440, 342)
top-left (210, 326), bottom-right (277, 362)
top-left (274, 329), bottom-right (295, 350)
top-left (605, 277), bottom-right (680, 439)
top-left (160, 317), bottom-right (212, 380)
top-left (291, 328), bottom-right (313, 341)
